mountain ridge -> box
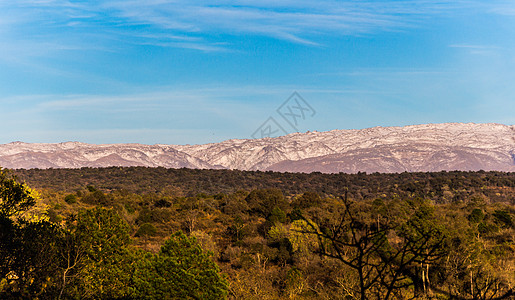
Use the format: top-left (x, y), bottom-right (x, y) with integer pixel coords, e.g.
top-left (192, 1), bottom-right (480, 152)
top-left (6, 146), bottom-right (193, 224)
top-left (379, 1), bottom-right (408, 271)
top-left (1, 123), bottom-right (514, 173)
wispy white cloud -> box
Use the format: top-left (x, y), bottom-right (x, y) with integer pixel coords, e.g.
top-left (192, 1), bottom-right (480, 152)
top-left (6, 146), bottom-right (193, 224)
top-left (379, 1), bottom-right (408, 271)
top-left (0, 0), bottom-right (489, 55)
top-left (449, 44), bottom-right (504, 56)
top-left (0, 84), bottom-right (309, 143)
top-left (101, 1), bottom-right (415, 44)
top-left (2, 0), bottom-right (512, 60)
top-left (1, 0), bottom-right (510, 75)
top-left (0, 85), bottom-right (298, 121)
top-left (488, 0), bottom-right (515, 16)
top-left (449, 44), bottom-right (501, 49)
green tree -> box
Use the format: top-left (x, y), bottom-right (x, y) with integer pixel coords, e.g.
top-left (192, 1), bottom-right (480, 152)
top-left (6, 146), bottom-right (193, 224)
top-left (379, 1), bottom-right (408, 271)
top-left (0, 168), bottom-right (37, 218)
top-left (246, 188), bottom-right (288, 218)
top-left (71, 207), bottom-right (135, 299)
top-left (134, 231), bottom-right (228, 299)
top-left (0, 169), bottom-right (61, 298)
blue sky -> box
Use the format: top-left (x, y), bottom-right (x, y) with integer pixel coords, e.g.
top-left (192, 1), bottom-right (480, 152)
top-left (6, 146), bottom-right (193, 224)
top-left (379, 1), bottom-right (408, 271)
top-left (0, 0), bottom-right (514, 145)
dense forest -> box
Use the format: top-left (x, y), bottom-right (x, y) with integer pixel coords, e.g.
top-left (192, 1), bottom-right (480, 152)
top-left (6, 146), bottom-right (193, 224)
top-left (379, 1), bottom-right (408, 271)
top-left (13, 167), bottom-right (515, 204)
top-left (1, 167), bottom-right (514, 299)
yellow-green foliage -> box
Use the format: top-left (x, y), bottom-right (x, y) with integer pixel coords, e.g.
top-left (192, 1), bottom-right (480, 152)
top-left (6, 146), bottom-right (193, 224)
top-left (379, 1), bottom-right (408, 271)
top-left (5, 168), bottom-right (515, 299)
top-left (288, 219), bottom-right (319, 254)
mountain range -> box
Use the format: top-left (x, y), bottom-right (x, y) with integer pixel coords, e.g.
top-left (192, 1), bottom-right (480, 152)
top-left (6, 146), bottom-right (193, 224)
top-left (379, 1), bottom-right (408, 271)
top-left (1, 123), bottom-right (514, 173)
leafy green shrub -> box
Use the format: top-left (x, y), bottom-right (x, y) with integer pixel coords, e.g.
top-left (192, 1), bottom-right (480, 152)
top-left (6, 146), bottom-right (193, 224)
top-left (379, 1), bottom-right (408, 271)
top-left (292, 191), bottom-right (321, 209)
top-left (81, 190), bottom-right (109, 205)
top-left (124, 202), bottom-right (136, 214)
top-left (468, 208), bottom-right (484, 223)
top-left (268, 207), bottom-right (287, 224)
top-left (64, 194), bottom-right (77, 204)
top-left (136, 208), bottom-right (171, 225)
top-left (135, 223), bottom-right (158, 237)
top-left (492, 210), bottom-right (513, 228)
top-left (246, 189), bottom-right (288, 218)
top-left (134, 231), bottom-right (228, 299)
top-left (154, 198), bottom-right (171, 208)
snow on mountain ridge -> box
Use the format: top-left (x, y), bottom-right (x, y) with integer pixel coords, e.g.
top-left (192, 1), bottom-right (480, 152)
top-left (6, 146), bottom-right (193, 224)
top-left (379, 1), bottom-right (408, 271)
top-left (0, 123), bottom-right (514, 172)
top-left (174, 123), bottom-right (514, 170)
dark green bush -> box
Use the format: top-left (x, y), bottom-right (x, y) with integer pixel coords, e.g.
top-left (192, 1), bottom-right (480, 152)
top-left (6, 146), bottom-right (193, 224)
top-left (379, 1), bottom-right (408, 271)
top-left (135, 223), bottom-right (158, 237)
top-left (64, 194), bottom-right (77, 204)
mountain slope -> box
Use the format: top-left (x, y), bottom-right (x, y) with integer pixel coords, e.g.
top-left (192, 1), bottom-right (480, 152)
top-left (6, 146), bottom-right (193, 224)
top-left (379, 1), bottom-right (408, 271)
top-left (267, 144), bottom-right (515, 173)
top-left (0, 142), bottom-right (216, 170)
top-left (1, 123), bottom-right (514, 173)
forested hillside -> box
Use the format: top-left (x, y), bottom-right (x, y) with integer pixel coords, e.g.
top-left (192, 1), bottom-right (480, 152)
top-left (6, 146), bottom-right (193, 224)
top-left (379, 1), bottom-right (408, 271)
top-left (2, 168), bottom-right (514, 299)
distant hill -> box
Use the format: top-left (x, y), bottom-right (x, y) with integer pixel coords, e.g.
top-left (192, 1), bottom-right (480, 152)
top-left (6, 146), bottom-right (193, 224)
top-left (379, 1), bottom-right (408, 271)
top-left (2, 123), bottom-right (514, 173)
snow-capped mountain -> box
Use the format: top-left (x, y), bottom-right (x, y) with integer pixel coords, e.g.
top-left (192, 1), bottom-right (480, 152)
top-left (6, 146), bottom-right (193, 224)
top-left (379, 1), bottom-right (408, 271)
top-left (1, 123), bottom-right (514, 173)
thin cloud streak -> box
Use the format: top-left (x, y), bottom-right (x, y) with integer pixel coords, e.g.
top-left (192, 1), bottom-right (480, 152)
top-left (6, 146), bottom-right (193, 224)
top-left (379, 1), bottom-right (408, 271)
top-left (0, 85), bottom-right (304, 144)
top-left (0, 0), bottom-right (493, 55)
top-left (449, 44), bottom-right (501, 49)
